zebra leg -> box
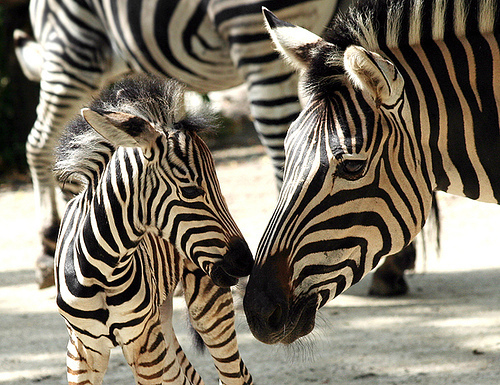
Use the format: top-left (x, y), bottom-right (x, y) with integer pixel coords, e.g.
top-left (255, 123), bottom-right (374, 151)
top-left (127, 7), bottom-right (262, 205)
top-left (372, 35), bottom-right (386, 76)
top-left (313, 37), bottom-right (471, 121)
top-left (218, 3), bottom-right (337, 187)
top-left (120, 308), bottom-right (174, 385)
top-left (66, 328), bottom-right (111, 385)
top-left (19, 39), bottom-right (107, 288)
top-left (368, 242), bottom-right (416, 296)
top-left (220, 19), bottom-right (301, 186)
top-left (159, 293), bottom-right (205, 385)
top-left (245, 70), bottom-right (301, 186)
top-left (234, 53), bottom-right (301, 187)
top-left (182, 260), bottom-right (253, 385)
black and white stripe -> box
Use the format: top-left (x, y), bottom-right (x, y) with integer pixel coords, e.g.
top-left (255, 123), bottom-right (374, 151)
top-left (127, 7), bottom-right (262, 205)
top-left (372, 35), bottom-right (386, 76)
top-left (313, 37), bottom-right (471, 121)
top-left (15, 0), bottom-right (341, 288)
top-left (55, 75), bottom-right (253, 384)
top-left (244, 0), bottom-right (500, 345)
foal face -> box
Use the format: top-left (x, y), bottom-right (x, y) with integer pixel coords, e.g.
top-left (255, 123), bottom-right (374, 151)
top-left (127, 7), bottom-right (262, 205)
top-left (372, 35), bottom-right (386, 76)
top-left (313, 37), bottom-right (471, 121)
top-left (82, 107), bottom-right (253, 288)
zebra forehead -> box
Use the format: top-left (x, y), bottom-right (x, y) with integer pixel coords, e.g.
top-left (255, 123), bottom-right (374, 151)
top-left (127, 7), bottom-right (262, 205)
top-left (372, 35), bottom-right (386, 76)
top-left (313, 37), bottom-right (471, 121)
top-left (289, 89), bottom-right (372, 158)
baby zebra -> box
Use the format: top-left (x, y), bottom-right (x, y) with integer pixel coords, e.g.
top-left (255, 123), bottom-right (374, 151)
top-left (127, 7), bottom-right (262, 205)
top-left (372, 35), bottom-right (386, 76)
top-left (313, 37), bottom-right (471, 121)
top-left (54, 75), bottom-right (254, 384)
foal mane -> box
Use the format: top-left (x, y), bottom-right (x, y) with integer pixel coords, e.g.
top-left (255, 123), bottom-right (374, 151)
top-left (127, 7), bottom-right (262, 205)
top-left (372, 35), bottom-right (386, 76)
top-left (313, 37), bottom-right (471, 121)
top-left (55, 75), bottom-right (212, 187)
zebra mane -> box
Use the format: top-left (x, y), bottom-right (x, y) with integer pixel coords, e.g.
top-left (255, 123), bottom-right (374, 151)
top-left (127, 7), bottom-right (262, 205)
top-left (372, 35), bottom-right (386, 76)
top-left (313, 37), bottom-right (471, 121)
top-left (326, 0), bottom-right (498, 49)
top-left (55, 75), bottom-right (212, 186)
top-left (305, 0), bottom-right (499, 93)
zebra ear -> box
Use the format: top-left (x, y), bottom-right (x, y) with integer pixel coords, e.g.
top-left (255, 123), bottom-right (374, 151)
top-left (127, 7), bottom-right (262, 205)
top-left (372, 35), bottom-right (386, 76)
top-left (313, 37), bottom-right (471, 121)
top-left (343, 46), bottom-right (404, 107)
top-left (81, 108), bottom-right (159, 148)
top-left (14, 30), bottom-right (43, 82)
top-left (262, 7), bottom-right (326, 70)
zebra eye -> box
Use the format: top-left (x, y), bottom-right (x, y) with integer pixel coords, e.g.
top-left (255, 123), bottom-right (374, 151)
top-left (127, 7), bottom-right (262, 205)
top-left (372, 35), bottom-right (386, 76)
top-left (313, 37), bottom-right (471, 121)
top-left (338, 159), bottom-right (366, 180)
top-left (180, 185), bottom-right (205, 199)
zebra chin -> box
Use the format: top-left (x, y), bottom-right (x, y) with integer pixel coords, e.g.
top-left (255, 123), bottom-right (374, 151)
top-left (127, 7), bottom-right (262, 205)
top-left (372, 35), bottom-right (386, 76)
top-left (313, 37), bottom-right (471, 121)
top-left (243, 283), bottom-right (318, 345)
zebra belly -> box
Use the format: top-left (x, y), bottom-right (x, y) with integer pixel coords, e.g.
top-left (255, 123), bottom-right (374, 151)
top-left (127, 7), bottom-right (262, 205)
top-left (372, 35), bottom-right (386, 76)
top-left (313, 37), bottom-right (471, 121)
top-left (102, 0), bottom-right (242, 93)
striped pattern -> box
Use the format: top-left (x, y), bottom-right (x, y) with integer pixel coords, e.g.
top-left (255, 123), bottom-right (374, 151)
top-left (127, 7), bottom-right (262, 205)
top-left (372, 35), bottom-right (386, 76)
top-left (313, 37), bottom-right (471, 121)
top-left (55, 76), bottom-right (253, 384)
top-left (244, 0), bottom-right (500, 344)
top-left (17, 0), bottom-right (339, 288)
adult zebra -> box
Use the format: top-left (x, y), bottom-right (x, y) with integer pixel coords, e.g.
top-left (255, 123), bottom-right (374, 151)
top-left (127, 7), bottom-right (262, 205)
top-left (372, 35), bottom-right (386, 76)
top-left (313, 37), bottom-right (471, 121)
top-left (55, 75), bottom-right (253, 384)
top-left (14, 0), bottom-right (340, 288)
top-left (243, 0), bottom-right (500, 345)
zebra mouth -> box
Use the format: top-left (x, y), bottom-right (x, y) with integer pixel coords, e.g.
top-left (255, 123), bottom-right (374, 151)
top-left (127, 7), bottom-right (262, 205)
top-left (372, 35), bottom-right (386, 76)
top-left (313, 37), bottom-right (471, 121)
top-left (210, 263), bottom-right (239, 287)
top-left (244, 293), bottom-right (318, 345)
top-left (277, 295), bottom-right (318, 344)
top-left (209, 237), bottom-right (254, 287)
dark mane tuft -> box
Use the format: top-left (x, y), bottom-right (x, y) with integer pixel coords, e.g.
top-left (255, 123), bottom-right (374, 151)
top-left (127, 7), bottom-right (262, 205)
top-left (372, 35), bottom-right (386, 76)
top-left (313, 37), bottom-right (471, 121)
top-left (55, 75), bottom-right (214, 187)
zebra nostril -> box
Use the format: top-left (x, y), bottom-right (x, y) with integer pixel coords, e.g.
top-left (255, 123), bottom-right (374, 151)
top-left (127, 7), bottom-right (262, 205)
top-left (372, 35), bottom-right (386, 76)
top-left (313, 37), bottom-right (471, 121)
top-left (267, 304), bottom-right (284, 330)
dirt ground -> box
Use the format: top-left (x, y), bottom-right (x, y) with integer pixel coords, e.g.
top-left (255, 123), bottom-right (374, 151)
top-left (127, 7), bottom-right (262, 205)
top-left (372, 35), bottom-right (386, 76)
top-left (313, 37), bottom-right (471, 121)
top-left (1, 131), bottom-right (500, 384)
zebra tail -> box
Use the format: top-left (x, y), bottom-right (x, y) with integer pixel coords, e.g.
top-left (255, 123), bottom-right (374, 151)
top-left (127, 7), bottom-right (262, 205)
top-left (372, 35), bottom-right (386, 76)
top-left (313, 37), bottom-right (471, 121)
top-left (188, 320), bottom-right (206, 354)
top-left (420, 191), bottom-right (441, 266)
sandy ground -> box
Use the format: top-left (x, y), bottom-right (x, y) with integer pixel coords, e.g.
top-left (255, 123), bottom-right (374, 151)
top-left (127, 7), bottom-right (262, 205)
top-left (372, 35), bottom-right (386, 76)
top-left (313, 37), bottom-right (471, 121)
top-left (1, 142), bottom-right (500, 385)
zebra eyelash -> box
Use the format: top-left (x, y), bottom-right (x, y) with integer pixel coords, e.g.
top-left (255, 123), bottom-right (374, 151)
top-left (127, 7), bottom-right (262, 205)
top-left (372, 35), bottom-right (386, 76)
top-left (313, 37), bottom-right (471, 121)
top-left (335, 158), bottom-right (367, 180)
top-left (180, 185), bottom-right (206, 200)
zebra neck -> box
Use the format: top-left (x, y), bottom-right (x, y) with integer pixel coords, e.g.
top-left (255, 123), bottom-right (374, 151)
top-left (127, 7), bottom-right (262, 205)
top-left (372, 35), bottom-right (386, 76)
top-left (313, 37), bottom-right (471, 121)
top-left (385, 29), bottom-right (500, 203)
top-left (82, 153), bottom-right (146, 265)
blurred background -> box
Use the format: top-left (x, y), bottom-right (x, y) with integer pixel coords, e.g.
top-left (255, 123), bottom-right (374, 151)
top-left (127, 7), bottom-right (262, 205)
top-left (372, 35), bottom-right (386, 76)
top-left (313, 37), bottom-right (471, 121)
top-left (0, 0), bottom-right (38, 181)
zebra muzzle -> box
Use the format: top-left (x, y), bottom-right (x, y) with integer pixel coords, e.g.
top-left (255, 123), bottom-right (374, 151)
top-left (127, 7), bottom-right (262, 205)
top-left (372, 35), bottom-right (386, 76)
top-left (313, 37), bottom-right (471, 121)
top-left (210, 237), bottom-right (254, 287)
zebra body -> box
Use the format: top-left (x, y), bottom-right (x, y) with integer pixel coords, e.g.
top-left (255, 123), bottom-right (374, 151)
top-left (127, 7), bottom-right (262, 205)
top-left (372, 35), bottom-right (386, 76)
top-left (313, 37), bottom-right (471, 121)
top-left (55, 75), bottom-right (253, 383)
top-left (15, 0), bottom-right (340, 288)
top-left (243, 0), bottom-right (500, 344)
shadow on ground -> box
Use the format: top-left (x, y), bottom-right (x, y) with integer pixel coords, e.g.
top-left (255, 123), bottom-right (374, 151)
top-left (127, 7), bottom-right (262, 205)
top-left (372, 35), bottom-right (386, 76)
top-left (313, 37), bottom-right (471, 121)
top-left (0, 266), bottom-right (499, 385)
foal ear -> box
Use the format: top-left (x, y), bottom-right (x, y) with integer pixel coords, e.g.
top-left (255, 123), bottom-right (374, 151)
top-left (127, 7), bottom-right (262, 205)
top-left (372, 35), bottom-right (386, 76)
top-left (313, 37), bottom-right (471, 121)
top-left (343, 46), bottom-right (404, 107)
top-left (81, 108), bottom-right (159, 148)
top-left (262, 7), bottom-right (327, 70)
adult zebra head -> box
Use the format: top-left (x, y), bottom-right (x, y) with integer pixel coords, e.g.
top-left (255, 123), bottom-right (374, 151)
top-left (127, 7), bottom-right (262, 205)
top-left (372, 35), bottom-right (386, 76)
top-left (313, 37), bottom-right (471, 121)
top-left (244, 7), bottom-right (435, 344)
top-left (56, 75), bottom-right (253, 287)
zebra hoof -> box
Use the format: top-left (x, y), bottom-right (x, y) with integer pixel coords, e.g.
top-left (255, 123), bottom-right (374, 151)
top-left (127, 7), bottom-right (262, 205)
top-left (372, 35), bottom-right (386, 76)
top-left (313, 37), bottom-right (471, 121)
top-left (368, 272), bottom-right (409, 297)
top-left (35, 254), bottom-right (55, 289)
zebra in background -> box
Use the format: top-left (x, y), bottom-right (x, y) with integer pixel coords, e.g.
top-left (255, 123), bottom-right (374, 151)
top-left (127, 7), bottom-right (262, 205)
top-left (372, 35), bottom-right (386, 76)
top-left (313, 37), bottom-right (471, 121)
top-left (14, 0), bottom-right (340, 288)
top-left (55, 75), bottom-right (253, 384)
top-left (243, 0), bottom-right (500, 345)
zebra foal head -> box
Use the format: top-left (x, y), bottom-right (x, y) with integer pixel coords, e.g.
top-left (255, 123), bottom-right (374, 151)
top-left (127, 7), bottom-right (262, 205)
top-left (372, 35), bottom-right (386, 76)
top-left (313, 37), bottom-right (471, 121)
top-left (244, 8), bottom-right (434, 344)
top-left (56, 75), bottom-right (253, 287)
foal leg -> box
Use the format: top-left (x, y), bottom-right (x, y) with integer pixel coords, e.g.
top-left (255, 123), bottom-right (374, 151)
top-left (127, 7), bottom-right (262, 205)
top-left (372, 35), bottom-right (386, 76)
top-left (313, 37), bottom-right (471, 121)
top-left (65, 328), bottom-right (111, 385)
top-left (120, 308), bottom-right (176, 385)
top-left (182, 260), bottom-right (253, 385)
top-left (160, 292), bottom-right (204, 385)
